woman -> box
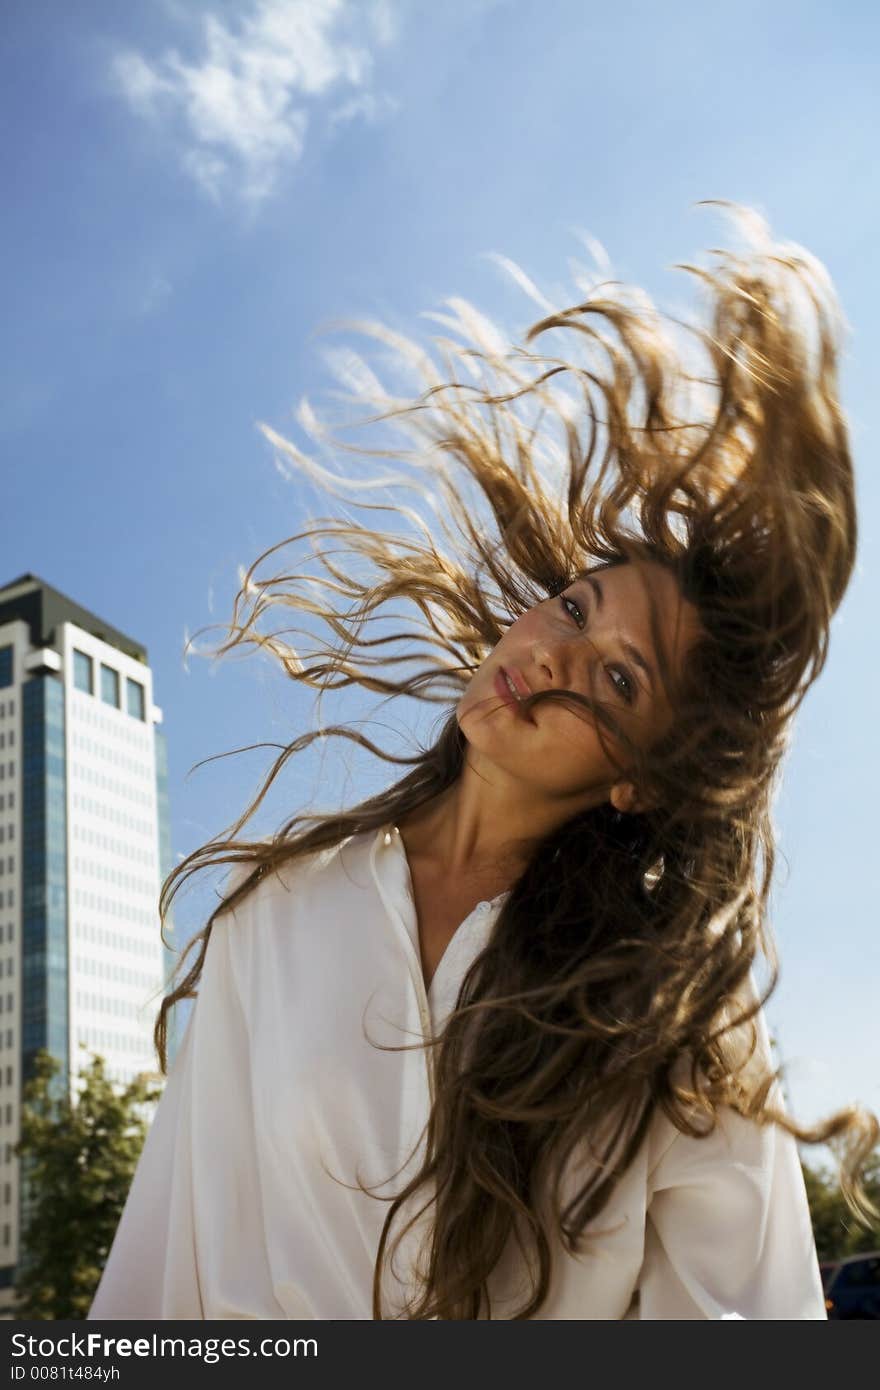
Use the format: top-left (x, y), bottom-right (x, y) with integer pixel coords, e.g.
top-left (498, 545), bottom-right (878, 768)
top-left (89, 203), bottom-right (878, 1321)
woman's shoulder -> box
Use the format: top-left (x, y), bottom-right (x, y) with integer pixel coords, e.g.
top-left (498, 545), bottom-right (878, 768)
top-left (203, 826), bottom-right (385, 997)
top-left (218, 825), bottom-right (378, 900)
top-left (212, 825), bottom-right (384, 944)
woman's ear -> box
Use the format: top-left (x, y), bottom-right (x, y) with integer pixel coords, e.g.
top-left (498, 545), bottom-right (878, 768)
top-left (609, 780), bottom-right (655, 816)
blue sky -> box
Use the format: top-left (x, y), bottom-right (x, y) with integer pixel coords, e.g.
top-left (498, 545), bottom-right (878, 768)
top-left (3, 0), bottom-right (878, 1148)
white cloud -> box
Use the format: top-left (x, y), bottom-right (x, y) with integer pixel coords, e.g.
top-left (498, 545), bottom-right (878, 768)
top-left (138, 272), bottom-right (173, 317)
top-left (328, 90), bottom-right (398, 129)
top-left (111, 51), bottom-right (175, 118)
top-left (109, 0), bottom-right (399, 211)
top-left (366, 0), bottom-right (398, 46)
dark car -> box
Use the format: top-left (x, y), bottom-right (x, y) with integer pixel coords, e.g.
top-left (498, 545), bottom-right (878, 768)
top-left (820, 1252), bottom-right (880, 1319)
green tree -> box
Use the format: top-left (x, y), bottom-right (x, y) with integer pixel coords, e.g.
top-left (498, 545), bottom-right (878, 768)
top-left (13, 1046), bottom-right (161, 1319)
top-left (801, 1150), bottom-right (880, 1262)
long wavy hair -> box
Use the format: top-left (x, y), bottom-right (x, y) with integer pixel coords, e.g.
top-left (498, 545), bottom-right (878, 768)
top-left (155, 202), bottom-right (878, 1319)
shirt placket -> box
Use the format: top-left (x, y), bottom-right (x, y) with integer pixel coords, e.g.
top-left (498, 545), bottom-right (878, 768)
top-left (369, 824), bottom-right (437, 1111)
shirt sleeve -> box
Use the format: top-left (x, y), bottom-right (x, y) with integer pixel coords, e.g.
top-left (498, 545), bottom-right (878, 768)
top-left (88, 901), bottom-right (286, 1320)
top-left (633, 1104), bottom-right (826, 1319)
top-left (631, 983), bottom-right (826, 1320)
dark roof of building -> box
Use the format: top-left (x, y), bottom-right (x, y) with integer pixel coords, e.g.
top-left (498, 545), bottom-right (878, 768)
top-left (0, 573), bottom-right (148, 664)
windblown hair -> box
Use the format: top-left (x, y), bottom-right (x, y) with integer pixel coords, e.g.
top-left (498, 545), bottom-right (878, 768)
top-left (155, 202), bottom-right (878, 1319)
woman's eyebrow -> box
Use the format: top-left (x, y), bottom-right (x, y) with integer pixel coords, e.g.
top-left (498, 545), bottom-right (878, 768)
top-left (578, 574), bottom-right (657, 695)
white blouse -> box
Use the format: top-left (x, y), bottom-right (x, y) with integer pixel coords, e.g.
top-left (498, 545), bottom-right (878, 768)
top-left (88, 824), bottom-right (826, 1320)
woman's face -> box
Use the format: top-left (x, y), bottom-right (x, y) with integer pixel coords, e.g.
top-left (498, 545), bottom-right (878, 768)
top-left (456, 559), bottom-right (703, 813)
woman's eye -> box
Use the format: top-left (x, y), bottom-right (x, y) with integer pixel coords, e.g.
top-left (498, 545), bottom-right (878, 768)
top-left (560, 593), bottom-right (635, 705)
top-left (560, 594), bottom-right (584, 626)
top-left (607, 668), bottom-right (635, 704)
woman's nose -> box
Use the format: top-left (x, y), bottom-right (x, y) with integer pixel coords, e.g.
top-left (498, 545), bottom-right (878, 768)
top-left (532, 634), bottom-right (577, 688)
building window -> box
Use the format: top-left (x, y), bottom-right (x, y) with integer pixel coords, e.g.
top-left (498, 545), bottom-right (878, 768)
top-left (126, 678), bottom-right (146, 722)
top-left (73, 649), bottom-right (93, 695)
top-left (0, 648), bottom-right (12, 689)
top-left (100, 665), bottom-right (120, 709)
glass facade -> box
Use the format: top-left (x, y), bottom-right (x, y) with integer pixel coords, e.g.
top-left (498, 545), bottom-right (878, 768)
top-left (22, 677), bottom-right (68, 1088)
top-left (99, 664), bottom-right (119, 709)
top-left (13, 675), bottom-right (70, 1291)
top-left (0, 648), bottom-right (12, 689)
top-left (126, 677), bottom-right (145, 722)
top-left (72, 649), bottom-right (93, 695)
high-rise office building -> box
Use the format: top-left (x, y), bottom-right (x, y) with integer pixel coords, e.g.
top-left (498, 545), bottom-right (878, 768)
top-left (0, 574), bottom-right (173, 1303)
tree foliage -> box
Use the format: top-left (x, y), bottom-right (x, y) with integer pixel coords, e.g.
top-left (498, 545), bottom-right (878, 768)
top-left (13, 1047), bottom-right (161, 1320)
top-left (801, 1150), bottom-right (880, 1262)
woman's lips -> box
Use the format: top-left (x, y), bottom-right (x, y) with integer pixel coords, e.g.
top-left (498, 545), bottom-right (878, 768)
top-left (494, 668), bottom-right (534, 722)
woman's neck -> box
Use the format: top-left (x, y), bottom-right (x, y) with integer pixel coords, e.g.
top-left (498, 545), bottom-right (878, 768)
top-left (396, 755), bottom-right (599, 881)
